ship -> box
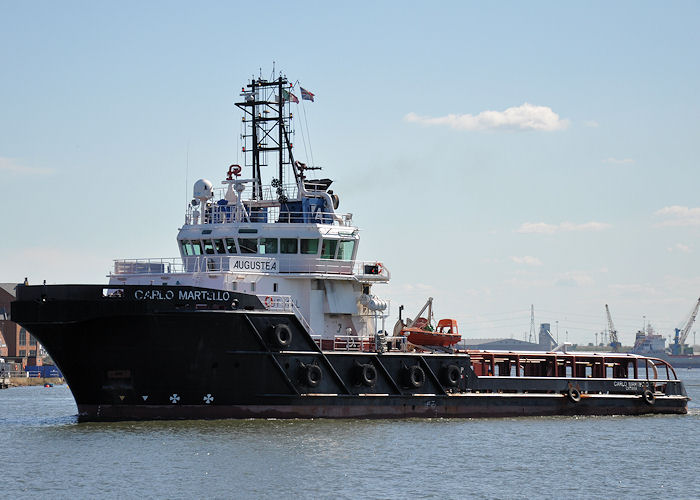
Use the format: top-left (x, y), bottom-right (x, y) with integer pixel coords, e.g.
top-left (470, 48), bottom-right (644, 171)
top-left (11, 73), bottom-right (688, 421)
top-left (631, 298), bottom-right (700, 369)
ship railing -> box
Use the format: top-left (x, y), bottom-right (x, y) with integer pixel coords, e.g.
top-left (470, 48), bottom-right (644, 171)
top-left (112, 256), bottom-right (390, 280)
top-left (311, 335), bottom-right (322, 349)
top-left (256, 294), bottom-right (317, 336)
top-left (333, 336), bottom-right (375, 351)
top-left (113, 258), bottom-right (184, 275)
top-left (185, 205), bottom-right (354, 227)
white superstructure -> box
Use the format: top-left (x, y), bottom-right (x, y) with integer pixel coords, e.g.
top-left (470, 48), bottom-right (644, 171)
top-left (108, 74), bottom-right (390, 341)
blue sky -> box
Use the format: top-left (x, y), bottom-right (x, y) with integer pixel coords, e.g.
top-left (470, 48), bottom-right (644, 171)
top-left (2, 1), bottom-right (699, 345)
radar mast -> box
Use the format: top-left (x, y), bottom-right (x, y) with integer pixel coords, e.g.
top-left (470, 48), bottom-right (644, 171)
top-left (235, 75), bottom-right (300, 201)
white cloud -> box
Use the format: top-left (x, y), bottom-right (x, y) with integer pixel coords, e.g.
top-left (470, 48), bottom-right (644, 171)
top-left (555, 271), bottom-right (594, 287)
top-left (516, 221), bottom-right (612, 234)
top-left (654, 205), bottom-right (700, 227)
top-left (667, 243), bottom-right (692, 253)
top-left (602, 157), bottom-right (635, 165)
top-left (510, 256), bottom-right (543, 266)
top-left (584, 120), bottom-right (599, 128)
top-left (405, 103), bottom-right (569, 132)
top-left (0, 157), bottom-right (54, 175)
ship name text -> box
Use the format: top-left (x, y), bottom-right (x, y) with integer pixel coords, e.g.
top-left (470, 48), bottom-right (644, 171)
top-left (230, 258), bottom-right (278, 272)
top-left (134, 289), bottom-right (231, 301)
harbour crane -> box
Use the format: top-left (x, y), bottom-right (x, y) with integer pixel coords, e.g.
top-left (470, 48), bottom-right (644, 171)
top-left (670, 297), bottom-right (700, 355)
top-left (605, 304), bottom-right (622, 352)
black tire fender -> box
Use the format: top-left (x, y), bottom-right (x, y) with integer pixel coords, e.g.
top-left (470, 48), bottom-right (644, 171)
top-left (567, 386), bottom-right (581, 402)
top-left (408, 365), bottom-right (425, 389)
top-left (444, 364), bottom-right (460, 387)
top-left (304, 364), bottom-right (322, 388)
top-left (643, 389), bottom-right (655, 405)
top-left (359, 363), bottom-right (377, 387)
top-left (272, 324), bottom-right (292, 348)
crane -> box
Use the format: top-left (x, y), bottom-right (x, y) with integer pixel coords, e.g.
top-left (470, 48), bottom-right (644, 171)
top-left (605, 304), bottom-right (622, 352)
top-left (670, 297), bottom-right (700, 356)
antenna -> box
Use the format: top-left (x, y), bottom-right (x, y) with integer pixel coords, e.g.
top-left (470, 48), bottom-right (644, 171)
top-left (185, 141), bottom-right (190, 208)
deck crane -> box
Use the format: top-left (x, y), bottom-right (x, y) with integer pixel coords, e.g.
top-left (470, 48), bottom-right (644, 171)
top-left (605, 304), bottom-right (622, 352)
top-left (670, 297), bottom-right (700, 355)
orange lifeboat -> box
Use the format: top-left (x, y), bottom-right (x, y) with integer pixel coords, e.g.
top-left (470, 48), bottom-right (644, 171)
top-left (403, 318), bottom-right (461, 347)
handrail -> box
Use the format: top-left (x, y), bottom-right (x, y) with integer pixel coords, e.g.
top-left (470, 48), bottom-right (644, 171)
top-left (185, 205), bottom-right (355, 227)
top-left (112, 256), bottom-right (390, 280)
top-left (256, 294), bottom-right (316, 336)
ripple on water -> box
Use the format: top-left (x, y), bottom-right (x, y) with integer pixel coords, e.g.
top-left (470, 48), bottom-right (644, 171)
top-left (1, 372), bottom-right (699, 498)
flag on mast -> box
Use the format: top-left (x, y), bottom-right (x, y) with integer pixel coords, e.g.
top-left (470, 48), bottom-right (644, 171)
top-left (282, 89), bottom-right (299, 104)
top-left (300, 87), bottom-right (315, 102)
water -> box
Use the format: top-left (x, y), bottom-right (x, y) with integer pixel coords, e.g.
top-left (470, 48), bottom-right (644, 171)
top-left (2, 372), bottom-right (699, 499)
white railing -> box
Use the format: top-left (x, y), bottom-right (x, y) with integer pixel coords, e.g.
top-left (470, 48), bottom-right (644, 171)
top-left (113, 258), bottom-right (184, 275)
top-left (112, 256), bottom-right (390, 280)
top-left (257, 294), bottom-right (294, 311)
top-left (333, 335), bottom-right (375, 351)
top-left (256, 294), bottom-right (317, 336)
top-left (185, 205), bottom-right (354, 227)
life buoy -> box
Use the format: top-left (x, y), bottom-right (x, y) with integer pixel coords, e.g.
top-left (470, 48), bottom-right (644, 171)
top-left (567, 387), bottom-right (581, 402)
top-left (643, 389), bottom-right (655, 405)
top-left (227, 164), bottom-right (242, 180)
top-left (304, 364), bottom-right (322, 388)
top-left (444, 364), bottom-right (460, 387)
top-left (272, 324), bottom-right (292, 348)
top-left (264, 296), bottom-right (273, 308)
top-left (408, 365), bottom-right (425, 388)
top-left (376, 262), bottom-right (383, 275)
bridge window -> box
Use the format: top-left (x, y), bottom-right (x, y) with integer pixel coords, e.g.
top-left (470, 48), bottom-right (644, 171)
top-left (259, 238), bottom-right (278, 254)
top-left (191, 240), bottom-right (203, 255)
top-left (181, 240), bottom-right (193, 256)
top-left (300, 238), bottom-right (319, 255)
top-left (226, 238), bottom-right (237, 253)
top-left (337, 240), bottom-right (355, 260)
top-left (214, 239), bottom-right (226, 254)
top-left (280, 238), bottom-right (298, 254)
top-left (321, 239), bottom-right (338, 259)
top-left (202, 240), bottom-right (215, 255)
top-left (238, 238), bottom-right (258, 254)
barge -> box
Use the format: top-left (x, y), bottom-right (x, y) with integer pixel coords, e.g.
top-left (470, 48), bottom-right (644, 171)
top-left (11, 73), bottom-right (689, 420)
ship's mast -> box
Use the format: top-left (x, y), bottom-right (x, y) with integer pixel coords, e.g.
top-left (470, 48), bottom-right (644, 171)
top-left (235, 75), bottom-right (297, 200)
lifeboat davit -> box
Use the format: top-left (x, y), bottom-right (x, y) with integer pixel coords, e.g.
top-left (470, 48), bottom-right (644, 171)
top-left (403, 318), bottom-right (461, 347)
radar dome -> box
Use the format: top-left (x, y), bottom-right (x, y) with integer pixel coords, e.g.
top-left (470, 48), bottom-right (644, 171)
top-left (193, 179), bottom-right (214, 201)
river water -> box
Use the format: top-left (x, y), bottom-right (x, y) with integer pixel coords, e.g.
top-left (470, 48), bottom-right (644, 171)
top-left (1, 371), bottom-right (699, 499)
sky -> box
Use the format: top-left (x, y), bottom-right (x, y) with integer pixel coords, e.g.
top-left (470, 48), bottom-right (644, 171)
top-left (1, 1), bottom-right (699, 345)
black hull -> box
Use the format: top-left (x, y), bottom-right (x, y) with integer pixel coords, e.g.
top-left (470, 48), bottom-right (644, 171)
top-left (12, 284), bottom-right (689, 422)
top-left (76, 395), bottom-right (688, 422)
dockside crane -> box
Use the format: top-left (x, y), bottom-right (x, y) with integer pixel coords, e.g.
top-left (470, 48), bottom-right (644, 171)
top-left (605, 304), bottom-right (622, 352)
top-left (670, 297), bottom-right (700, 355)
